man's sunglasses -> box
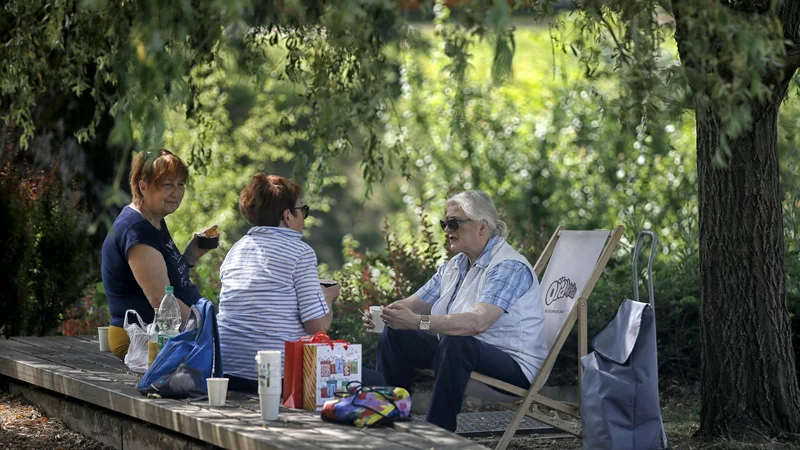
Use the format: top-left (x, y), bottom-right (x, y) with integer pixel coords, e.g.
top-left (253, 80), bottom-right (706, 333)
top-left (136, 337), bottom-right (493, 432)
top-left (440, 218), bottom-right (471, 231)
top-left (291, 205), bottom-right (310, 219)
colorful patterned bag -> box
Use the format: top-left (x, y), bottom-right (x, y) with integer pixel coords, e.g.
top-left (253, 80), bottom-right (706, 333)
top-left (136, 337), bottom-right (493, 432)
top-left (320, 383), bottom-right (412, 428)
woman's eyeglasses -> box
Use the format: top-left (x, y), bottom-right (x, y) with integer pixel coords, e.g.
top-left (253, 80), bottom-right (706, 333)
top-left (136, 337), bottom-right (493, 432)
top-left (440, 218), bottom-right (471, 231)
top-left (145, 148), bottom-right (172, 162)
top-left (143, 149), bottom-right (173, 172)
top-left (291, 205), bottom-right (310, 219)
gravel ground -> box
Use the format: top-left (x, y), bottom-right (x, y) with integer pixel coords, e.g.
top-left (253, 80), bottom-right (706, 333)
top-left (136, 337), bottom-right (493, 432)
top-left (0, 392), bottom-right (111, 450)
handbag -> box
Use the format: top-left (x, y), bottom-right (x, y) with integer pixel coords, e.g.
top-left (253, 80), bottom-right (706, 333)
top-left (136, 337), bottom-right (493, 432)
top-left (320, 382), bottom-right (412, 428)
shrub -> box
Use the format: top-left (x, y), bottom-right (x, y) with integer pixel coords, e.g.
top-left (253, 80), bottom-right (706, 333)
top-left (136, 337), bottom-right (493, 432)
top-left (0, 155), bottom-right (94, 336)
top-left (59, 283), bottom-right (110, 336)
top-left (328, 206), bottom-right (447, 368)
top-left (192, 254), bottom-right (223, 304)
top-left (0, 161), bottom-right (34, 336)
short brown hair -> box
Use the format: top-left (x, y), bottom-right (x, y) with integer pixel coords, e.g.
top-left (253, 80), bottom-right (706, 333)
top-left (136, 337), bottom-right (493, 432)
top-left (130, 149), bottom-right (189, 203)
top-left (239, 174), bottom-right (303, 226)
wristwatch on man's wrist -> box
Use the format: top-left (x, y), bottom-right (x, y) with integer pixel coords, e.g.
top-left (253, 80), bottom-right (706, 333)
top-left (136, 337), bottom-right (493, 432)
top-left (418, 315), bottom-right (431, 331)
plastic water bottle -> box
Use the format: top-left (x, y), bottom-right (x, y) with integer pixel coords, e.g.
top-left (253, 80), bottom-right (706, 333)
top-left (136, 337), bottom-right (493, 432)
top-left (147, 309), bottom-right (159, 367)
top-left (157, 286), bottom-right (182, 351)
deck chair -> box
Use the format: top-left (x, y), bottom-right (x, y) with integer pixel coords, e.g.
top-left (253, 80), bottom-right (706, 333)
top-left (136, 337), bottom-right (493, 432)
top-left (462, 226), bottom-right (624, 450)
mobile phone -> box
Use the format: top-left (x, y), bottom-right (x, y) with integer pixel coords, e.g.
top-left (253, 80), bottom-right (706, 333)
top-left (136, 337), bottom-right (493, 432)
top-left (319, 279), bottom-right (338, 288)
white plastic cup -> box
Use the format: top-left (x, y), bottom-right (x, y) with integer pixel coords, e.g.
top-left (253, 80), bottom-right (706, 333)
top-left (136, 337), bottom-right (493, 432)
top-left (260, 390), bottom-right (281, 421)
top-left (207, 378), bottom-right (229, 407)
top-left (255, 350), bottom-right (282, 392)
top-left (97, 326), bottom-right (110, 352)
top-left (367, 306), bottom-right (385, 334)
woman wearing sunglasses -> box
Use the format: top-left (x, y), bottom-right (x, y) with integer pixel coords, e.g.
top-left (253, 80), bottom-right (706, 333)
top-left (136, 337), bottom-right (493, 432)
top-left (101, 149), bottom-right (215, 360)
top-left (367, 190), bottom-right (547, 433)
top-left (217, 174), bottom-right (347, 392)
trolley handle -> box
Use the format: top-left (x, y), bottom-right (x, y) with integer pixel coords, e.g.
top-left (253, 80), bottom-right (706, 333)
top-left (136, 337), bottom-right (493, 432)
top-left (632, 230), bottom-right (658, 310)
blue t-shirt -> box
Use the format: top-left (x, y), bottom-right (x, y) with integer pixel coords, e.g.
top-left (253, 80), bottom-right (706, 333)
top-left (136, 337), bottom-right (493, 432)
top-left (101, 206), bottom-right (201, 327)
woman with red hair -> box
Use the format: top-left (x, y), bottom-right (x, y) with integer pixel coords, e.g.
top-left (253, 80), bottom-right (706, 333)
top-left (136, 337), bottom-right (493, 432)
top-left (101, 149), bottom-right (214, 360)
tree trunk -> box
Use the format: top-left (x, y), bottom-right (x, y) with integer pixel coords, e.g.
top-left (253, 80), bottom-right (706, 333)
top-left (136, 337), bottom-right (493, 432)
top-left (696, 102), bottom-right (800, 438)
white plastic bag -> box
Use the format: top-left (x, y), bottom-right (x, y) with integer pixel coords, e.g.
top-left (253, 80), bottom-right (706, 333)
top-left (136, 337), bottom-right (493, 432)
top-left (123, 309), bottom-right (151, 373)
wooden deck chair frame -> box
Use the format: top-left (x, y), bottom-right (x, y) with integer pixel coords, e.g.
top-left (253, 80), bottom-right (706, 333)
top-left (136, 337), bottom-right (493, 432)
top-left (471, 225), bottom-right (625, 450)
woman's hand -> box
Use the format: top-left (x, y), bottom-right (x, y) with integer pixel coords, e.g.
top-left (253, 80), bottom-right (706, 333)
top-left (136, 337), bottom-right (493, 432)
top-left (381, 302), bottom-right (421, 331)
top-left (183, 225), bottom-right (218, 266)
top-left (321, 284), bottom-right (340, 306)
top-left (361, 308), bottom-right (375, 331)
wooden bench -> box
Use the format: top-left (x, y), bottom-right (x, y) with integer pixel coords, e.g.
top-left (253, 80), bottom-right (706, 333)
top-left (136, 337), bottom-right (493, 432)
top-left (0, 335), bottom-right (487, 450)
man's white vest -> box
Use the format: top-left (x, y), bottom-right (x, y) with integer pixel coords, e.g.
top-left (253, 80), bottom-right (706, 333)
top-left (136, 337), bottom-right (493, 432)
top-left (430, 238), bottom-right (547, 381)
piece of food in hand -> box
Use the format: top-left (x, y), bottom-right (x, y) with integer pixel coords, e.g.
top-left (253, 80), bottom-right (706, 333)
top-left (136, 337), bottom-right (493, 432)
top-left (197, 225), bottom-right (220, 249)
top-left (319, 278), bottom-right (338, 287)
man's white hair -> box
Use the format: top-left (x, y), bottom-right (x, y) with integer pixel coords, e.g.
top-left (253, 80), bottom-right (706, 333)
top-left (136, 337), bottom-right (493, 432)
top-left (446, 190), bottom-right (508, 239)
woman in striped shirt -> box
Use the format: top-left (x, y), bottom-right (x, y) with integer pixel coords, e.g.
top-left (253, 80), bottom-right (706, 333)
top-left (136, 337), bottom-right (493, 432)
top-left (218, 174), bottom-right (383, 393)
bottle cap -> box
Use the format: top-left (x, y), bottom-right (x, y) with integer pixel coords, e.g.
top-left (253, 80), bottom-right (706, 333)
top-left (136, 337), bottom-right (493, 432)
top-left (165, 286), bottom-right (174, 294)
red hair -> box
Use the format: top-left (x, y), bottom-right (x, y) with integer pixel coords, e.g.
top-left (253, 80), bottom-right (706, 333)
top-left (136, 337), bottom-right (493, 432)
top-left (239, 174), bottom-right (303, 226)
top-left (130, 149), bottom-right (189, 203)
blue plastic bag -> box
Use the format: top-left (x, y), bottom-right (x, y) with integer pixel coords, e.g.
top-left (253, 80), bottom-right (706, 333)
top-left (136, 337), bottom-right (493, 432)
top-left (137, 298), bottom-right (222, 399)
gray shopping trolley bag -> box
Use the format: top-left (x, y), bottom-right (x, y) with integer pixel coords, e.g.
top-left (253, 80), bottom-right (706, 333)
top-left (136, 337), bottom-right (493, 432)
top-left (580, 231), bottom-right (668, 450)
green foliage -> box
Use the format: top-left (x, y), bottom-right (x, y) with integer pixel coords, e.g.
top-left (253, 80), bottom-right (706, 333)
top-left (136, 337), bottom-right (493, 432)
top-left (3, 0), bottom-right (799, 398)
top-left (58, 284), bottom-right (110, 336)
top-left (159, 46), bottom-right (388, 298)
top-left (0, 157), bottom-right (94, 336)
top-left (157, 21), bottom-right (798, 381)
top-left (327, 207), bottom-right (448, 368)
top-left (0, 0), bottom-right (247, 150)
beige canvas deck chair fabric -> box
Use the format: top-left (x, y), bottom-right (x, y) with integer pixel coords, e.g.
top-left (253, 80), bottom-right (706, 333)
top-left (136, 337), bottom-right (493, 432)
top-left (463, 226), bottom-right (623, 450)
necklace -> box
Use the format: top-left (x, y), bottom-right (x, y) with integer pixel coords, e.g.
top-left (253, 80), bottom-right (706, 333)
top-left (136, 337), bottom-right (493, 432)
top-left (130, 203), bottom-right (162, 230)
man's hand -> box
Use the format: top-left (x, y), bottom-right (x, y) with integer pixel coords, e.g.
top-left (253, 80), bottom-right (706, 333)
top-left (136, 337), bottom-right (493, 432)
top-left (381, 302), bottom-right (421, 331)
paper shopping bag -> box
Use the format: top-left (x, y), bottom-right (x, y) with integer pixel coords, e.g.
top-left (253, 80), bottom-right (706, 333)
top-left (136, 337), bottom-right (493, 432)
top-left (302, 342), bottom-right (362, 411)
top-left (283, 332), bottom-right (332, 408)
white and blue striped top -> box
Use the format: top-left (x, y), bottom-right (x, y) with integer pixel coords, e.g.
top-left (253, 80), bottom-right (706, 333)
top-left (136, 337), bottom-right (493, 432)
top-left (217, 226), bottom-right (330, 381)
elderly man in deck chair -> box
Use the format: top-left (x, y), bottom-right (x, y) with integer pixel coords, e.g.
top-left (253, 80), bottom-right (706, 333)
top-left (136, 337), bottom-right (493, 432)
top-left (363, 190), bottom-right (547, 432)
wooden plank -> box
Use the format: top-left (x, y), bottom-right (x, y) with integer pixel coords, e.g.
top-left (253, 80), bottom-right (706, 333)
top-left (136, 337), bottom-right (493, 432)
top-left (12, 337), bottom-right (132, 373)
top-left (0, 343), bottom-right (330, 450)
top-left (0, 339), bottom-right (481, 449)
top-left (16, 343), bottom-right (337, 449)
top-left (573, 225), bottom-right (624, 408)
top-left (44, 335), bottom-right (128, 363)
top-left (469, 372), bottom-right (527, 397)
top-left (4, 338), bottom-right (143, 385)
top-left (284, 415), bottom-right (411, 450)
top-left (524, 408), bottom-right (581, 437)
top-left (532, 226), bottom-right (564, 278)
top-left (215, 389), bottom-right (474, 449)
top-left (468, 373), bottom-right (579, 418)
top-left (364, 418), bottom-right (489, 450)
top-left (387, 418), bottom-right (488, 449)
top-left (15, 338), bottom-right (478, 448)
top-left (577, 296), bottom-right (588, 408)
